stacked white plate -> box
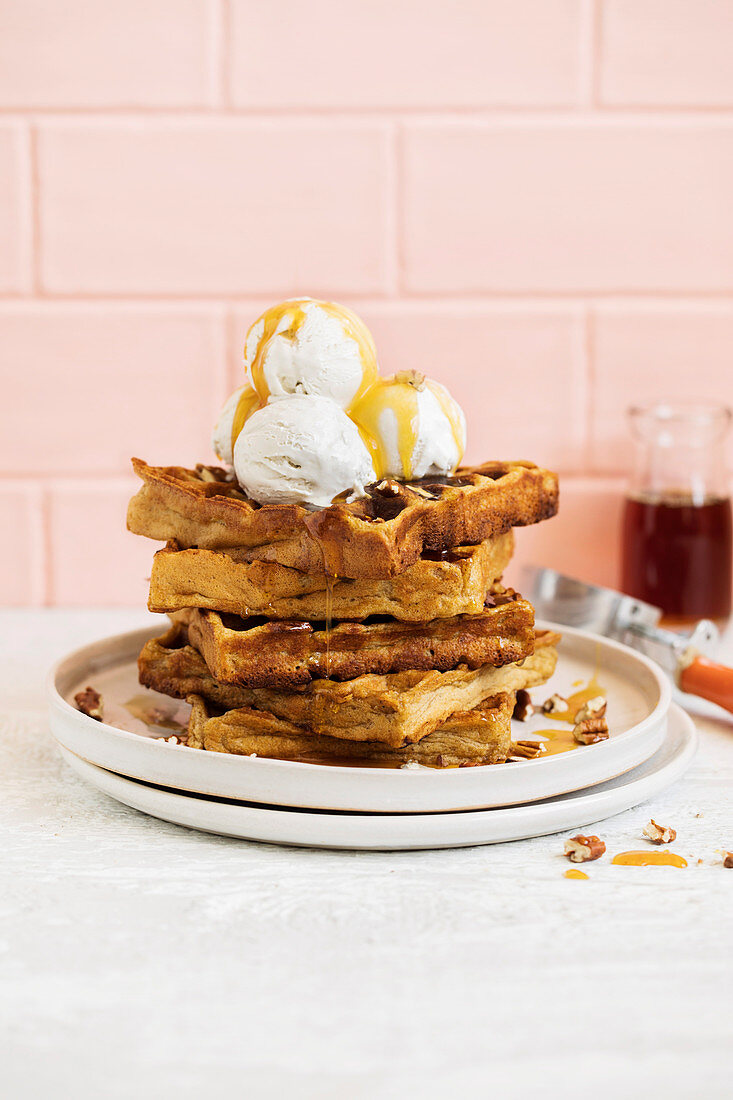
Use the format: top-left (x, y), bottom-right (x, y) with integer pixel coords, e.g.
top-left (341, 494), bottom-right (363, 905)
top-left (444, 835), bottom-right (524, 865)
top-left (48, 622), bottom-right (695, 850)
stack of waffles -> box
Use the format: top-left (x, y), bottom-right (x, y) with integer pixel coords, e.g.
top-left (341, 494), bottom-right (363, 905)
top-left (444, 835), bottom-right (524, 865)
top-left (129, 456), bottom-right (561, 768)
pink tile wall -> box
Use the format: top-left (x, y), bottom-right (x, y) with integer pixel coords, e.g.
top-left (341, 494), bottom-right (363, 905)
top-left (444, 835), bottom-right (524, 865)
top-left (0, 124), bottom-right (31, 291)
top-left (39, 122), bottom-right (390, 294)
top-left (0, 305), bottom-right (227, 474)
top-left (0, 0), bottom-right (216, 108)
top-left (403, 122), bottom-right (733, 293)
top-left (1, 0), bottom-right (732, 605)
top-left (228, 0), bottom-right (585, 109)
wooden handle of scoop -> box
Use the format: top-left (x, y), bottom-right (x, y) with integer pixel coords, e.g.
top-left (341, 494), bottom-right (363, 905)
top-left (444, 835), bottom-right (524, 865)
top-left (679, 655), bottom-right (733, 715)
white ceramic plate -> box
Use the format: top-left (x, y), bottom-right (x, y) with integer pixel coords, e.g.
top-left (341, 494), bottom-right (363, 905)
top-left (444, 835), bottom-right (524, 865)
top-left (48, 621), bottom-right (671, 813)
top-left (57, 704), bottom-right (696, 850)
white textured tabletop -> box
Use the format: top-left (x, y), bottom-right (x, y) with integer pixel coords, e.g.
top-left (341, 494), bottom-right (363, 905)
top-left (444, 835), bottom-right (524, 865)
top-left (1, 609), bottom-right (732, 1099)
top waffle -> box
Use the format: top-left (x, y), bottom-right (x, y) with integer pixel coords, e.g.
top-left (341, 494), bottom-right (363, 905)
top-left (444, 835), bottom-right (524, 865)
top-left (127, 457), bottom-right (558, 579)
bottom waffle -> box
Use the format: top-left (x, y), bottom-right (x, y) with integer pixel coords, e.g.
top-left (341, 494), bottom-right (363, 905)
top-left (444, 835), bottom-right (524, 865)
top-left (187, 692), bottom-right (515, 767)
top-left (139, 624), bottom-right (560, 748)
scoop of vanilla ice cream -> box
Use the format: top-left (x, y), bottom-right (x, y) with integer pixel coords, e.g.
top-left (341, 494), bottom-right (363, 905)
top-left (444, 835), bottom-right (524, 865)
top-left (244, 299), bottom-right (378, 409)
top-left (233, 394), bottom-right (376, 508)
top-left (352, 374), bottom-right (466, 481)
top-left (212, 385), bottom-right (246, 466)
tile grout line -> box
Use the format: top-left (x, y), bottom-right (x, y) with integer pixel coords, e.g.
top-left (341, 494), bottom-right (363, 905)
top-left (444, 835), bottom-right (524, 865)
top-left (5, 107), bottom-right (733, 121)
top-left (577, 0), bottom-right (596, 109)
top-left (590, 0), bottom-right (605, 107)
top-left (216, 0), bottom-right (231, 109)
top-left (4, 290), bottom-right (733, 304)
top-left (584, 303), bottom-right (596, 474)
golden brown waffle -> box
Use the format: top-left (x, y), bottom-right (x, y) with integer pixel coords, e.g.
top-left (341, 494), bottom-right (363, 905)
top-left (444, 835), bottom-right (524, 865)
top-left (127, 458), bottom-right (558, 579)
top-left (148, 531), bottom-right (514, 621)
top-left (173, 587), bottom-right (533, 687)
top-left (139, 624), bottom-right (560, 747)
top-left (187, 692), bottom-right (514, 767)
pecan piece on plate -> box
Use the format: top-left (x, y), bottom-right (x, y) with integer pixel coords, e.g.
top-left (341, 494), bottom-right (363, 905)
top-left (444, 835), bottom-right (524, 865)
top-left (541, 693), bottom-right (567, 715)
top-left (74, 686), bottom-right (103, 722)
top-left (508, 740), bottom-right (545, 760)
top-left (512, 689), bottom-right (535, 722)
top-left (573, 697), bottom-right (609, 744)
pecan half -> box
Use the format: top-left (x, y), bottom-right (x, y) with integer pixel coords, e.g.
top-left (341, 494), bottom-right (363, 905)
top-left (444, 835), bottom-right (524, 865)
top-left (512, 689), bottom-right (535, 722)
top-left (374, 479), bottom-right (401, 496)
top-left (508, 740), bottom-right (546, 760)
top-left (195, 464), bottom-right (229, 483)
top-left (642, 819), bottom-right (677, 845)
top-left (74, 686), bottom-right (103, 722)
top-left (564, 834), bottom-right (606, 863)
top-left (394, 369), bottom-right (426, 391)
top-left (575, 696), bottom-right (607, 722)
top-left (573, 718), bottom-right (609, 745)
top-left (573, 698), bottom-right (609, 744)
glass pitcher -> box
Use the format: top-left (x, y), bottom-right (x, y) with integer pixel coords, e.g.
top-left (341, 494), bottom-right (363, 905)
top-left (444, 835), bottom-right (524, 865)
top-left (621, 402), bottom-right (732, 626)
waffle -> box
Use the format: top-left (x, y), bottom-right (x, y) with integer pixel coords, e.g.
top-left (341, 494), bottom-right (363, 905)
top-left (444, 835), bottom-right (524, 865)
top-left (139, 623), bottom-right (560, 746)
top-left (147, 531), bottom-right (514, 621)
top-left (187, 692), bottom-right (515, 767)
top-left (127, 457), bottom-right (558, 579)
top-left (173, 587), bottom-right (533, 687)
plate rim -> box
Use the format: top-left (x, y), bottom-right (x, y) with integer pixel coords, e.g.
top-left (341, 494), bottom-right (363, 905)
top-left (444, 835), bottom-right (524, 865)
top-left (47, 619), bottom-right (673, 813)
top-left (55, 703), bottom-right (697, 849)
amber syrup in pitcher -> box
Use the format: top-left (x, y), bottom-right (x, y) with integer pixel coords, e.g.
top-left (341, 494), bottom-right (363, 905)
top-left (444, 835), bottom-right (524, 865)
top-left (621, 491), bottom-right (732, 625)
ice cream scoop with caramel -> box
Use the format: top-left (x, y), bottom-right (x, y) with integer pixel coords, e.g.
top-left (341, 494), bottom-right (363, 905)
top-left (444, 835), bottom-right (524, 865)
top-left (213, 298), bottom-right (466, 507)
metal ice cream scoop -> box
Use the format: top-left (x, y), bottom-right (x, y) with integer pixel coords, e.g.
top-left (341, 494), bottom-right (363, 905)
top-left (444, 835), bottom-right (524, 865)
top-left (522, 566), bottom-right (733, 717)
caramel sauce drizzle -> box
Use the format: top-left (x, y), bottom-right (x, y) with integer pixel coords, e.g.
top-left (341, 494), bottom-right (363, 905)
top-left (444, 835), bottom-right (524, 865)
top-left (430, 380), bottom-right (465, 464)
top-left (546, 675), bottom-right (606, 724)
top-left (321, 301), bottom-right (379, 404)
top-left (351, 376), bottom-right (464, 482)
top-left (530, 728), bottom-right (579, 756)
top-left (230, 385), bottom-right (262, 455)
top-left (612, 851), bottom-right (688, 868)
top-left (248, 300), bottom-right (309, 403)
top-left (351, 376), bottom-right (421, 480)
top-left (564, 869), bottom-right (589, 880)
top-left (123, 695), bottom-right (187, 735)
